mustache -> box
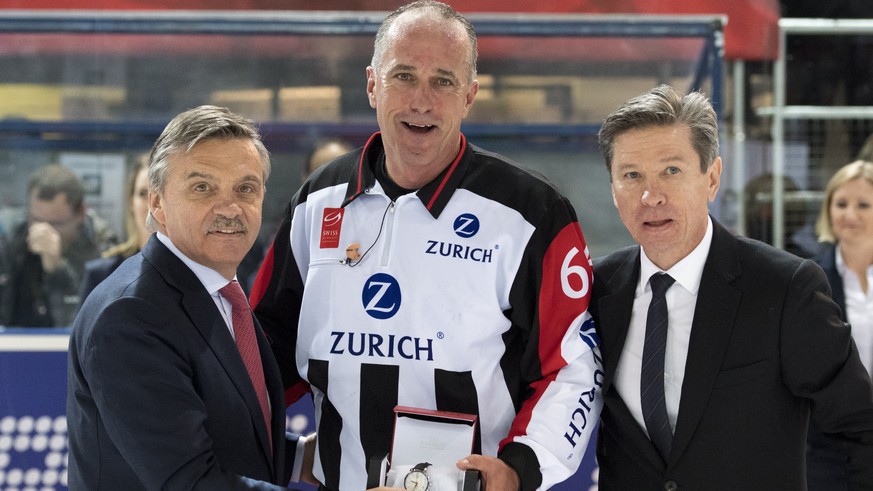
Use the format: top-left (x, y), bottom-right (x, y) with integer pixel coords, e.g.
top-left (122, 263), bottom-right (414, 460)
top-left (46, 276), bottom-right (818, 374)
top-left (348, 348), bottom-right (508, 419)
top-left (207, 216), bottom-right (248, 233)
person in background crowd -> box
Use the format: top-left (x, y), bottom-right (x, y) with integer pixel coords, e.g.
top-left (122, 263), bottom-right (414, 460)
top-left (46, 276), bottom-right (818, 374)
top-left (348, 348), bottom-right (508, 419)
top-left (743, 172), bottom-right (816, 258)
top-left (67, 105), bottom-right (315, 490)
top-left (78, 154), bottom-right (151, 304)
top-left (807, 159), bottom-right (873, 491)
top-left (0, 164), bottom-right (117, 327)
top-left (303, 138), bottom-right (354, 180)
top-left (260, 138), bottom-right (356, 264)
top-left (251, 2), bottom-right (602, 489)
top-left (591, 84), bottom-right (873, 490)
top-left (262, 137), bottom-right (356, 267)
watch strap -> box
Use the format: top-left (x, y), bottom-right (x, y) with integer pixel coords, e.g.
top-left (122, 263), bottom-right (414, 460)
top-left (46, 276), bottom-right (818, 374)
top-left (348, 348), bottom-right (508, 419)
top-left (412, 462), bottom-right (432, 472)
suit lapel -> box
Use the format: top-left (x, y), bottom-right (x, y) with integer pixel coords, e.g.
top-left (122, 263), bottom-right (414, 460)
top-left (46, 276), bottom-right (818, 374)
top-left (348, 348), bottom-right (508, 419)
top-left (596, 248), bottom-right (667, 469)
top-left (256, 314), bottom-right (287, 474)
top-left (669, 221), bottom-right (742, 465)
top-left (144, 237), bottom-right (276, 474)
top-left (181, 293), bottom-right (275, 468)
top-left (597, 248), bottom-right (639, 394)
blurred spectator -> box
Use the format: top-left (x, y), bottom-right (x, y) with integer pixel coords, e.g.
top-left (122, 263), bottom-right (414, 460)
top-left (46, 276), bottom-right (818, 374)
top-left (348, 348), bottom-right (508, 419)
top-left (743, 173), bottom-right (815, 257)
top-left (807, 159), bottom-right (873, 490)
top-left (79, 155), bottom-right (151, 305)
top-left (0, 164), bottom-right (117, 327)
top-left (243, 139), bottom-right (355, 293)
top-left (253, 138), bottom-right (355, 274)
top-left (302, 138), bottom-right (354, 180)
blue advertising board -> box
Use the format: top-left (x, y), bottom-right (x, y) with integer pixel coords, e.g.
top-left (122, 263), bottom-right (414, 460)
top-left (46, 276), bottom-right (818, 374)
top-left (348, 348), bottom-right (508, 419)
top-left (1, 329), bottom-right (597, 490)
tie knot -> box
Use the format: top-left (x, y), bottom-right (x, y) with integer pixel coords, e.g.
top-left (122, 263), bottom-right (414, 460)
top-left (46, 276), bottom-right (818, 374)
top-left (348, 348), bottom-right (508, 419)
top-left (219, 280), bottom-right (249, 311)
top-left (649, 273), bottom-right (675, 299)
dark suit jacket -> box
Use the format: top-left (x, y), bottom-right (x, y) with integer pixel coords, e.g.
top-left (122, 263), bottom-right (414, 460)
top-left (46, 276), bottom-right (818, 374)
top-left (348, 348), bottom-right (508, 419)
top-left (67, 235), bottom-right (297, 490)
top-left (814, 243), bottom-right (847, 321)
top-left (591, 219), bottom-right (873, 491)
top-left (807, 243), bottom-right (857, 490)
top-left (78, 254), bottom-right (126, 307)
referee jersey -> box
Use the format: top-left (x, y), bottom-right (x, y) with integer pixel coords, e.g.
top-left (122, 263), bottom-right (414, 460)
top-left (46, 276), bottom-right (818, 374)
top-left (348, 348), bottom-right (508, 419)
top-left (252, 133), bottom-right (603, 490)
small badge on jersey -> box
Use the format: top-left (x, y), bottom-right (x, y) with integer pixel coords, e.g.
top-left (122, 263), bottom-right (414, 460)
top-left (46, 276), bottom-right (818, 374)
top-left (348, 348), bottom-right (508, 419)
top-left (320, 207), bottom-right (344, 249)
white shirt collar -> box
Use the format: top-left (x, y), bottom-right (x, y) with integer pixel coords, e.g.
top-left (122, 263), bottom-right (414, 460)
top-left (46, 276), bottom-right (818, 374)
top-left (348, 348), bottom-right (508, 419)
top-left (156, 232), bottom-right (236, 294)
top-left (834, 243), bottom-right (873, 284)
top-left (638, 216), bottom-right (713, 296)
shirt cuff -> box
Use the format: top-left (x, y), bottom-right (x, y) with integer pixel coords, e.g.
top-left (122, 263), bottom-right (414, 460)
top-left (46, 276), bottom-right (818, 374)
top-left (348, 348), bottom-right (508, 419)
top-left (289, 433), bottom-right (310, 483)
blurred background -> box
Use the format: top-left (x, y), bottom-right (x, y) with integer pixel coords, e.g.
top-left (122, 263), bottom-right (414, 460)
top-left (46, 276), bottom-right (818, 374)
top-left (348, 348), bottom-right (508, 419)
top-left (1, 1), bottom-right (872, 489)
top-left (0, 1), bottom-right (870, 257)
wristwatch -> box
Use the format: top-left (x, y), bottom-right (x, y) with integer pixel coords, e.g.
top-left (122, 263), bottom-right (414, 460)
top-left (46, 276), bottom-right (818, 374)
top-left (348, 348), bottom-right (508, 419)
top-left (403, 462), bottom-right (432, 491)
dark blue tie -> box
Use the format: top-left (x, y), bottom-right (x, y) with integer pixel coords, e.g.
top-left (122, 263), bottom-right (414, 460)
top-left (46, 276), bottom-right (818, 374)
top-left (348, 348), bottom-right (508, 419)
top-left (641, 272), bottom-right (675, 460)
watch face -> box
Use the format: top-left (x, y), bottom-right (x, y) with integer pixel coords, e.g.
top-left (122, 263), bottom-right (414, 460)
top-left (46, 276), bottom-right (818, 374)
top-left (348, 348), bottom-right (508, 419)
top-left (404, 469), bottom-right (429, 491)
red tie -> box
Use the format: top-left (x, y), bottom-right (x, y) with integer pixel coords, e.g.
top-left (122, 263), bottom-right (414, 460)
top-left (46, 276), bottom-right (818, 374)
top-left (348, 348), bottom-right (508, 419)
top-left (219, 280), bottom-right (272, 451)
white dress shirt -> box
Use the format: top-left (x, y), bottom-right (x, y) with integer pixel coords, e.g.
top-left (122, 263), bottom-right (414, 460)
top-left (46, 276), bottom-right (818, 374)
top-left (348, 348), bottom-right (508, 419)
top-left (614, 217), bottom-right (714, 436)
top-left (155, 233), bottom-right (309, 482)
top-left (836, 245), bottom-right (873, 377)
top-left (156, 232), bottom-right (237, 338)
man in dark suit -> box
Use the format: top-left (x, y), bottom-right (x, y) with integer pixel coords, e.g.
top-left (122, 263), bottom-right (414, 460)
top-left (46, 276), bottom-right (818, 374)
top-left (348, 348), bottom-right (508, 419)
top-left (591, 84), bottom-right (873, 490)
top-left (67, 105), bottom-right (313, 490)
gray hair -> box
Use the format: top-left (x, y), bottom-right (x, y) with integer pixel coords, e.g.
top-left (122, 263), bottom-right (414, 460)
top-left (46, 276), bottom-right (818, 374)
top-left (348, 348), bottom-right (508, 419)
top-left (371, 0), bottom-right (478, 82)
top-left (146, 105), bottom-right (270, 229)
top-left (598, 84), bottom-right (719, 177)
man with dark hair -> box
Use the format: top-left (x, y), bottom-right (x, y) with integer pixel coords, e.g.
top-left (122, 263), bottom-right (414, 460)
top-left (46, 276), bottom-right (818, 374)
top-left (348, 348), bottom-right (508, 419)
top-left (592, 84), bottom-right (873, 489)
top-left (0, 164), bottom-right (117, 327)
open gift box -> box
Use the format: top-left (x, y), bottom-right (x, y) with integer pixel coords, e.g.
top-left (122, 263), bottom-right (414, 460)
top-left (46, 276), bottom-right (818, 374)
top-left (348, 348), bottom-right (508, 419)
top-left (367, 406), bottom-right (480, 490)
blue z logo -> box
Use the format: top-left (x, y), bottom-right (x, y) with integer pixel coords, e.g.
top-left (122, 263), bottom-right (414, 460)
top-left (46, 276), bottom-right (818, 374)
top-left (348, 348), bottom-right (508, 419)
top-left (453, 213), bottom-right (480, 238)
top-left (579, 318), bottom-right (600, 349)
top-left (362, 273), bottom-right (402, 319)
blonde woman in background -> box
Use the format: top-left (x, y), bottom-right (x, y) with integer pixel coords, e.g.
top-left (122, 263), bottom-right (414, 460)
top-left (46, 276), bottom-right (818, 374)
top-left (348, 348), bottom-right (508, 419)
top-left (78, 154), bottom-right (151, 304)
top-left (807, 159), bottom-right (873, 491)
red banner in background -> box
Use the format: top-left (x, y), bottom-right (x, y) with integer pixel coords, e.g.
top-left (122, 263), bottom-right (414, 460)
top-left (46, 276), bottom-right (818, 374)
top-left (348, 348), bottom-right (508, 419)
top-left (3, 0), bottom-right (779, 60)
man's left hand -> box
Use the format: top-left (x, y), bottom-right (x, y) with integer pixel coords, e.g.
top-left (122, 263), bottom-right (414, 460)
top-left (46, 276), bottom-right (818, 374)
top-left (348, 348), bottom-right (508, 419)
top-left (457, 454), bottom-right (520, 491)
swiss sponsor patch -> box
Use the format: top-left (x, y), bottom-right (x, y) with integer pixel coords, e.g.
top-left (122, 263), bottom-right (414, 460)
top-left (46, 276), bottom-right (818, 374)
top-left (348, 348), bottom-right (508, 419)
top-left (320, 207), bottom-right (344, 248)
